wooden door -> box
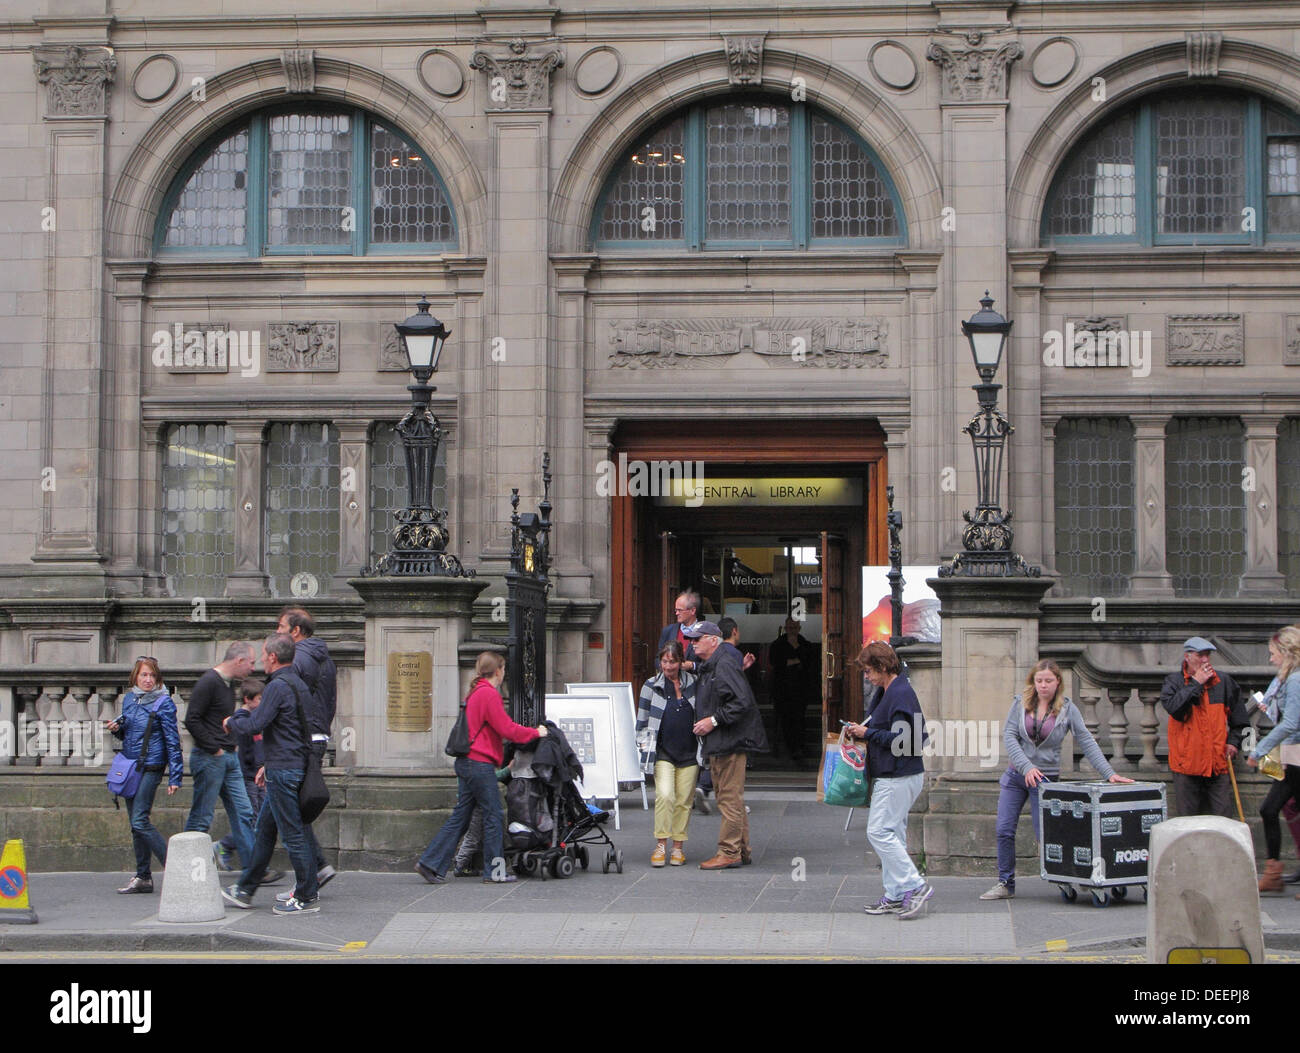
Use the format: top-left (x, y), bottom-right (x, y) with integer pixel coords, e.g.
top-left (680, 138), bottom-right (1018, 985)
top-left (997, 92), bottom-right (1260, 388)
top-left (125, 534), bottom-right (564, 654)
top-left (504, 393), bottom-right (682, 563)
top-left (820, 531), bottom-right (846, 736)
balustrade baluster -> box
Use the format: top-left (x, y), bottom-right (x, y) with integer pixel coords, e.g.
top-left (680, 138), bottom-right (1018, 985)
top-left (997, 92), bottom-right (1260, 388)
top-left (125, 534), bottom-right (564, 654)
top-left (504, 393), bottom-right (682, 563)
top-left (35, 686), bottom-right (68, 767)
top-left (1138, 691), bottom-right (1160, 771)
top-left (14, 687), bottom-right (40, 767)
top-left (1108, 687), bottom-right (1136, 771)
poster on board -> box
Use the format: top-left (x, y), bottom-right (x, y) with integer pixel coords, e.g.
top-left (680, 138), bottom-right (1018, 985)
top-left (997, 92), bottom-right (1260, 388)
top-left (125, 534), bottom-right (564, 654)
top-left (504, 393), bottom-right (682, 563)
top-left (545, 694), bottom-right (618, 801)
top-left (565, 681), bottom-right (644, 792)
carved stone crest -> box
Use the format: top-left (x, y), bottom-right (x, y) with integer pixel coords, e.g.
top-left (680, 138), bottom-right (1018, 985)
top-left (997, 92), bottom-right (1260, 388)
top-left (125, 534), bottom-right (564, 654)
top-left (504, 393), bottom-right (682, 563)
top-left (281, 49), bottom-right (316, 94)
top-left (33, 44), bottom-right (117, 117)
top-left (1063, 316), bottom-right (1129, 368)
top-left (267, 322), bottom-right (340, 372)
top-left (1186, 31), bottom-right (1222, 79)
top-left (1165, 314), bottom-right (1243, 366)
top-left (926, 40), bottom-right (1023, 101)
top-left (722, 34), bottom-right (765, 86)
top-left (469, 38), bottom-right (565, 111)
top-left (379, 324), bottom-right (409, 371)
top-left (607, 317), bottom-right (889, 369)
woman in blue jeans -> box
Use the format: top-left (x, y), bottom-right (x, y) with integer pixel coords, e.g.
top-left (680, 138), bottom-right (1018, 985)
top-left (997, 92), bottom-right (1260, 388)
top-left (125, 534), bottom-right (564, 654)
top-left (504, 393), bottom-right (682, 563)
top-left (106, 657), bottom-right (184, 893)
top-left (415, 652), bottom-right (545, 884)
top-left (980, 659), bottom-right (1132, 900)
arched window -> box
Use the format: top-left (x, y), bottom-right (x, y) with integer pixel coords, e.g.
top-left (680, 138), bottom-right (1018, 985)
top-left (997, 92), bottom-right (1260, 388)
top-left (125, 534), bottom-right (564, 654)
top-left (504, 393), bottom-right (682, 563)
top-left (156, 107), bottom-right (457, 256)
top-left (593, 98), bottom-right (904, 250)
top-left (1043, 90), bottom-right (1300, 246)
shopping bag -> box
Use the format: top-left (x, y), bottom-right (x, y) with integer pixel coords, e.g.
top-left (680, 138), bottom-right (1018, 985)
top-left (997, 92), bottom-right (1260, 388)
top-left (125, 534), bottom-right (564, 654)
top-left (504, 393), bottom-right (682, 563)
top-left (822, 728), bottom-right (870, 807)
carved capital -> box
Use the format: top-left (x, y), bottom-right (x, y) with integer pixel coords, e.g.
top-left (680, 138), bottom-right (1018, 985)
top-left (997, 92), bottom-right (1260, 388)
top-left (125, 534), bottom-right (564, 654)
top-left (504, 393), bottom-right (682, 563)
top-left (470, 38), bottom-right (565, 111)
top-left (926, 39), bottom-right (1023, 101)
top-left (1186, 31), bottom-right (1222, 78)
top-left (281, 48), bottom-right (316, 93)
top-left (33, 44), bottom-right (116, 117)
top-left (721, 34), bottom-right (766, 86)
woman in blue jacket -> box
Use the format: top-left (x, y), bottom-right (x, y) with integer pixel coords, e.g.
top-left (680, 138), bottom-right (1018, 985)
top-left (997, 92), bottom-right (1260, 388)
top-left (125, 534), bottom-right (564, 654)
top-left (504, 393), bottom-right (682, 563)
top-left (1247, 625), bottom-right (1300, 893)
top-left (106, 657), bottom-right (184, 893)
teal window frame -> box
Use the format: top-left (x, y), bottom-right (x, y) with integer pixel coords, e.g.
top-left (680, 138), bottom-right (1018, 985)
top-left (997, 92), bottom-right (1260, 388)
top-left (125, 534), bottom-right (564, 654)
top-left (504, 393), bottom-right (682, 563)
top-left (155, 105), bottom-right (458, 257)
top-left (591, 96), bottom-right (906, 251)
top-left (1043, 91), bottom-right (1300, 248)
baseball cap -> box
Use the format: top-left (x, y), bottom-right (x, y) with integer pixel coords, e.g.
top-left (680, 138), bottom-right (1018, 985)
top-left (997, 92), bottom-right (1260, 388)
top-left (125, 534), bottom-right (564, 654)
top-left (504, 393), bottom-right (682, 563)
top-left (683, 620), bottom-right (721, 639)
top-left (1182, 636), bottom-right (1217, 653)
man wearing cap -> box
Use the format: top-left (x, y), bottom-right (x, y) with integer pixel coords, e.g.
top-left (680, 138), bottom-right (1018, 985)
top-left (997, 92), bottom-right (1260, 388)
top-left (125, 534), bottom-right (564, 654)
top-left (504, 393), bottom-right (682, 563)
top-left (689, 621), bottom-right (769, 869)
top-left (1159, 636), bottom-right (1250, 818)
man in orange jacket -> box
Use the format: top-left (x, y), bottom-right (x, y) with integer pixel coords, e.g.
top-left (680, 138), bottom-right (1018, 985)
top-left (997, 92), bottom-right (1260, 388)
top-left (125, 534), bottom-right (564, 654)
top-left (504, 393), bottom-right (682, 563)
top-left (1159, 636), bottom-right (1250, 818)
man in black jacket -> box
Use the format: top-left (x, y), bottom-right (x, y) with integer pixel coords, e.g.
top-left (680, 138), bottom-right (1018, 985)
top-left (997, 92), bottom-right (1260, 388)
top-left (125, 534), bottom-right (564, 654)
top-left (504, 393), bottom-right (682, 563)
top-left (276, 606), bottom-right (337, 891)
top-left (691, 621), bottom-right (769, 870)
top-left (221, 634), bottom-right (320, 915)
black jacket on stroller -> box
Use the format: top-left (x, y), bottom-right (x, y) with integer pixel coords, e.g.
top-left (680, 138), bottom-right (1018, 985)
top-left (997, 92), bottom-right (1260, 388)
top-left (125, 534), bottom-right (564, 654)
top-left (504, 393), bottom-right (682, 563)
top-left (505, 720), bottom-right (583, 850)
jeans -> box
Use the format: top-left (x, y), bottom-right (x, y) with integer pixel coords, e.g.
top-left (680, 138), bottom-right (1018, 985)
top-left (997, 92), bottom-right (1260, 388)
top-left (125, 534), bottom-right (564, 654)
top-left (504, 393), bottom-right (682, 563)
top-left (220, 779), bottom-right (263, 859)
top-left (995, 768), bottom-right (1042, 887)
top-left (126, 769), bottom-right (169, 880)
top-left (866, 772), bottom-right (925, 900)
top-left (184, 749), bottom-right (255, 864)
top-left (238, 768), bottom-right (318, 902)
top-left (418, 758), bottom-right (504, 878)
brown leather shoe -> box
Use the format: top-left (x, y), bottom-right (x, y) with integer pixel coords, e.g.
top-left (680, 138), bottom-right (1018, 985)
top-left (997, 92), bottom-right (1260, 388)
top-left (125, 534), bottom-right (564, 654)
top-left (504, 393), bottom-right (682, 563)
top-left (699, 853), bottom-right (741, 870)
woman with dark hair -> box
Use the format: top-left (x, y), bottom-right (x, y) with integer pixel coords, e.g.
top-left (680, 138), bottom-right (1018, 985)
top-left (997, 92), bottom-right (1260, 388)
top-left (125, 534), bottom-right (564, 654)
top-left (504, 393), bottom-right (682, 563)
top-left (106, 657), bottom-right (184, 893)
top-left (415, 652), bottom-right (546, 884)
top-left (1247, 625), bottom-right (1300, 893)
top-left (636, 640), bottom-right (699, 867)
top-left (845, 641), bottom-right (932, 920)
top-left (981, 659), bottom-right (1131, 901)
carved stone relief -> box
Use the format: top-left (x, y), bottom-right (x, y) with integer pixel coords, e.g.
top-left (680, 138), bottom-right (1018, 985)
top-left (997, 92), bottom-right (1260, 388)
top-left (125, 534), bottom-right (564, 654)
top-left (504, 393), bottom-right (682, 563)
top-left (470, 38), bottom-right (565, 111)
top-left (33, 44), bottom-right (116, 116)
top-left (282, 49), bottom-right (316, 93)
top-left (607, 318), bottom-right (889, 369)
top-left (1186, 31), bottom-right (1222, 78)
top-left (722, 34), bottom-right (765, 86)
top-left (267, 322), bottom-right (340, 372)
top-left (379, 324), bottom-right (409, 371)
top-left (1284, 315), bottom-right (1300, 365)
top-left (1165, 314), bottom-right (1243, 366)
top-left (926, 40), bottom-right (1023, 101)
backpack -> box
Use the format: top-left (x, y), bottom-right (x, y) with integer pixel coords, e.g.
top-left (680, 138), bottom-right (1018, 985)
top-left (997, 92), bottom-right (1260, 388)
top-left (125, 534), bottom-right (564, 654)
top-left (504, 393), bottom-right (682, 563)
top-left (444, 687), bottom-right (490, 758)
top-left (106, 699), bottom-right (162, 809)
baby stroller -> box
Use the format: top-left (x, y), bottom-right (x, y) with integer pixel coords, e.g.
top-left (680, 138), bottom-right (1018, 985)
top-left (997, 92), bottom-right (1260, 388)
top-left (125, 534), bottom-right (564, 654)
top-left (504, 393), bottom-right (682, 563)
top-left (504, 721), bottom-right (622, 879)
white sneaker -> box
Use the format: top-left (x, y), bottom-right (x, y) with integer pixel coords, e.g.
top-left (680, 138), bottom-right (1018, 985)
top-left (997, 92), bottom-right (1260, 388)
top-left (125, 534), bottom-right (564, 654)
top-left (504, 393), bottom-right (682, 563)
top-left (979, 881), bottom-right (1014, 900)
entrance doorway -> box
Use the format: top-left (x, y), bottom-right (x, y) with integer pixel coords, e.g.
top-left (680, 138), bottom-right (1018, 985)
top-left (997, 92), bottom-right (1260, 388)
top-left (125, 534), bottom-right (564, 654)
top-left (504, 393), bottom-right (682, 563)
top-left (608, 420), bottom-right (886, 762)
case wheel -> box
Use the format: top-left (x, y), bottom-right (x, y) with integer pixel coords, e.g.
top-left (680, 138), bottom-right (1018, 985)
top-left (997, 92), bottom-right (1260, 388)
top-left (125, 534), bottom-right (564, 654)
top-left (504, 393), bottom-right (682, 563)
top-left (1111, 885), bottom-right (1128, 901)
top-left (1090, 889), bottom-right (1109, 908)
top-left (1058, 885), bottom-right (1077, 903)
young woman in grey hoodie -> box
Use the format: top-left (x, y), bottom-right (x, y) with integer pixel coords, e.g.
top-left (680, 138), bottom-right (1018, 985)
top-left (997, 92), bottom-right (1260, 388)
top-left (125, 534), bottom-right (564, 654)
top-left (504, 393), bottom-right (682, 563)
top-left (980, 659), bottom-right (1132, 900)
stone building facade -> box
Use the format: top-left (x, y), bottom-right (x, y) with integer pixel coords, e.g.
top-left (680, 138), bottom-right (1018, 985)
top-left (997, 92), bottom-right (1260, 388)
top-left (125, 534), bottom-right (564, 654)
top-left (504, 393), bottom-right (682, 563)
top-left (2, 0), bottom-right (1299, 839)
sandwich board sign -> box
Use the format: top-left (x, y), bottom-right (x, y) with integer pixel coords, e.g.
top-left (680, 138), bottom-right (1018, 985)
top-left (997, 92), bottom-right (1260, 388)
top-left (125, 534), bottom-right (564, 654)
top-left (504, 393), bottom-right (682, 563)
top-left (545, 693), bottom-right (622, 827)
top-left (567, 682), bottom-right (647, 811)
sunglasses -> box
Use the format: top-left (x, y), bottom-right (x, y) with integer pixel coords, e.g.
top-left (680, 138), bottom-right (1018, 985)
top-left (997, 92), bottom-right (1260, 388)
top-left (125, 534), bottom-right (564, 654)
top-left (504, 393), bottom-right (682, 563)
top-left (136, 655), bottom-right (157, 662)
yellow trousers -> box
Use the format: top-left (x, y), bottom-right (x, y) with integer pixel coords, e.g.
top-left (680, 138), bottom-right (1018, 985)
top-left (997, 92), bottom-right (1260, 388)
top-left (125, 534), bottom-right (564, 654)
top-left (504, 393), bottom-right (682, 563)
top-left (653, 760), bottom-right (699, 841)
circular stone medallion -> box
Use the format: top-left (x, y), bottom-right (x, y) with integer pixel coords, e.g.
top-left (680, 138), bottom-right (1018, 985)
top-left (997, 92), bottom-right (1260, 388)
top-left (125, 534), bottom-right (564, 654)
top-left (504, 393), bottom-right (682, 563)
top-left (1031, 38), bottom-right (1078, 88)
top-left (574, 46), bottom-right (621, 96)
top-left (131, 54), bottom-right (180, 103)
top-left (869, 41), bottom-right (918, 91)
top-left (418, 49), bottom-right (466, 99)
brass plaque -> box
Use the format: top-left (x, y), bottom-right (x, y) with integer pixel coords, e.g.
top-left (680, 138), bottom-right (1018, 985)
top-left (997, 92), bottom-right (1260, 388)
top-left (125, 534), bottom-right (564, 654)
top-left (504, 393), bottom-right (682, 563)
top-left (386, 651), bottom-right (433, 732)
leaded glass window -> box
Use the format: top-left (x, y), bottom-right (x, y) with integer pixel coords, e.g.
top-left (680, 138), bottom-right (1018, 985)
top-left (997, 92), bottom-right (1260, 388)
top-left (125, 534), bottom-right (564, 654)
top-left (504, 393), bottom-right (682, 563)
top-left (810, 113), bottom-right (898, 239)
top-left (265, 422), bottom-right (340, 598)
top-left (1165, 417), bottom-right (1245, 597)
top-left (162, 131), bottom-right (249, 249)
top-left (158, 109), bottom-right (456, 255)
top-left (161, 423), bottom-right (235, 596)
top-left (1053, 419), bottom-right (1136, 595)
top-left (596, 117), bottom-right (686, 242)
top-left (594, 99), bottom-right (903, 249)
top-left (1278, 418), bottom-right (1300, 593)
top-left (1043, 113), bottom-right (1136, 238)
top-left (369, 423), bottom-right (448, 562)
top-left (1044, 92), bottom-right (1300, 246)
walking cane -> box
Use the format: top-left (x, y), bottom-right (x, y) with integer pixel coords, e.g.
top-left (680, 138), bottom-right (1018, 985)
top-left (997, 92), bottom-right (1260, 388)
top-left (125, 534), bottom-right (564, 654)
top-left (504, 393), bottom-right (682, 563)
top-left (1226, 753), bottom-right (1246, 824)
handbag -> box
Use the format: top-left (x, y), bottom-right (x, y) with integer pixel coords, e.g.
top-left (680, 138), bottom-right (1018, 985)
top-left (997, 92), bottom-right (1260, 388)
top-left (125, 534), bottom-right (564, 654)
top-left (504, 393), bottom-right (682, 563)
top-left (289, 679), bottom-right (330, 823)
top-left (1259, 746), bottom-right (1286, 781)
top-left (823, 727), bottom-right (871, 807)
top-left (105, 700), bottom-right (162, 808)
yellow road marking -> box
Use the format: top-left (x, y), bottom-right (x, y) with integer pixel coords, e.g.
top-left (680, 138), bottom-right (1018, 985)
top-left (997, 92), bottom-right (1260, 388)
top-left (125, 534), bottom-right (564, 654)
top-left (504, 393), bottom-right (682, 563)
top-left (1045, 939), bottom-right (1069, 952)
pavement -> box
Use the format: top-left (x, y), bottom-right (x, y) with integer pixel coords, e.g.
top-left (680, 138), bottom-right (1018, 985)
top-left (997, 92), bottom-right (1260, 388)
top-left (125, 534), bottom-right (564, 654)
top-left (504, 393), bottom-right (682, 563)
top-left (6, 788), bottom-right (1300, 962)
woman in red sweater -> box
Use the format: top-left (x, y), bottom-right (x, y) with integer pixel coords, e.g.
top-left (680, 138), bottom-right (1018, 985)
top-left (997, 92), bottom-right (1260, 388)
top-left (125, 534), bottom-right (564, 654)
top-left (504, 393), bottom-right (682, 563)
top-left (415, 652), bottom-right (545, 883)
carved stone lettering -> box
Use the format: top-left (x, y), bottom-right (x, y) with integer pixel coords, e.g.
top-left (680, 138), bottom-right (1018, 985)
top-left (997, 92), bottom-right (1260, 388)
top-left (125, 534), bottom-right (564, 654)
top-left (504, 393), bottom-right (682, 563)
top-left (267, 322), bottom-right (340, 372)
top-left (607, 318), bottom-right (889, 369)
top-left (1165, 314), bottom-right (1243, 366)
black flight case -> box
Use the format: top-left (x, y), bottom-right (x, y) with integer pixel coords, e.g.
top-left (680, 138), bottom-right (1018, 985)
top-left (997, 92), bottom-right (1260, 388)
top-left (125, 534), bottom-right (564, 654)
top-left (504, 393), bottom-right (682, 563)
top-left (1037, 780), bottom-right (1166, 907)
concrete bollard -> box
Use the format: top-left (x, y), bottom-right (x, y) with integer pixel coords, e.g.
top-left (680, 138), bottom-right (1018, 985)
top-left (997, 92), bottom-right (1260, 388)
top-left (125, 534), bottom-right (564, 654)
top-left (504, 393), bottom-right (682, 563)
top-left (1146, 816), bottom-right (1263, 964)
top-left (157, 831), bottom-right (226, 923)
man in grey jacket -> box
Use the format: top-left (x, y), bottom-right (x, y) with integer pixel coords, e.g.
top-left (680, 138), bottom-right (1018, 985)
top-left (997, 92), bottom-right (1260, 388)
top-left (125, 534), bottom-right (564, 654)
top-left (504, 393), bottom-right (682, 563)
top-left (690, 621), bottom-right (769, 870)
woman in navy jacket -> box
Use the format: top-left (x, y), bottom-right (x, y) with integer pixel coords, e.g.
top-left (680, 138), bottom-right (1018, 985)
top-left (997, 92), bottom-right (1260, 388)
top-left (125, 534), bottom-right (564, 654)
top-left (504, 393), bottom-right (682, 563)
top-left (106, 657), bottom-right (184, 893)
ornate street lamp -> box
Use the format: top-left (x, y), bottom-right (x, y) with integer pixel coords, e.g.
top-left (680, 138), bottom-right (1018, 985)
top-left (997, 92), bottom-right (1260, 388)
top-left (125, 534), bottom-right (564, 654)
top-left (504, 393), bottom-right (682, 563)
top-left (366, 297), bottom-right (471, 577)
top-left (939, 293), bottom-right (1039, 578)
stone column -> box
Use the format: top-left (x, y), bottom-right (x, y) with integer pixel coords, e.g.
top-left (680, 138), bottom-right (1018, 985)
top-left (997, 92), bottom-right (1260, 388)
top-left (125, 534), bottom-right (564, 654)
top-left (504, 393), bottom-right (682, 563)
top-left (1239, 414), bottom-right (1285, 594)
top-left (468, 36), bottom-right (565, 577)
top-left (1129, 414), bottom-right (1175, 597)
top-left (1007, 250), bottom-right (1054, 569)
top-left (927, 31), bottom-right (1022, 557)
top-left (445, 259), bottom-right (487, 570)
top-left (348, 575), bottom-right (490, 770)
top-left (894, 252), bottom-right (941, 563)
top-left (1038, 416), bottom-right (1060, 581)
top-left (30, 43), bottom-right (117, 594)
top-left (928, 574), bottom-right (1054, 774)
top-left (224, 422), bottom-right (268, 596)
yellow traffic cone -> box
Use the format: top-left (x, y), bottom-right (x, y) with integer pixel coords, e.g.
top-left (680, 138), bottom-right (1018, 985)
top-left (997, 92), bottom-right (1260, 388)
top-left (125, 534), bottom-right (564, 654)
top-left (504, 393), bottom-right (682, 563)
top-left (0, 839), bottom-right (38, 924)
